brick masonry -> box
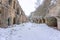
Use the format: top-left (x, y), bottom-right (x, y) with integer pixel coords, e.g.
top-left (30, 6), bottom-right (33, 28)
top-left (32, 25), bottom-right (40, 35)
top-left (0, 0), bottom-right (28, 28)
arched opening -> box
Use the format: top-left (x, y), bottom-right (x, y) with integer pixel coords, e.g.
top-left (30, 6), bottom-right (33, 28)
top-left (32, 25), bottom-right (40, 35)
top-left (13, 1), bottom-right (15, 9)
top-left (36, 19), bottom-right (38, 23)
top-left (13, 18), bottom-right (16, 24)
top-left (17, 8), bottom-right (19, 15)
top-left (42, 18), bottom-right (45, 23)
top-left (0, 18), bottom-right (1, 26)
top-left (0, 10), bottom-right (1, 14)
top-left (46, 17), bottom-right (57, 27)
top-left (39, 19), bottom-right (42, 23)
top-left (8, 18), bottom-right (10, 26)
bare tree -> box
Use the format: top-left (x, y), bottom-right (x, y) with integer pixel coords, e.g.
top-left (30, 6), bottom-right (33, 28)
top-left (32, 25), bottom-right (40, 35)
top-left (32, 0), bottom-right (51, 18)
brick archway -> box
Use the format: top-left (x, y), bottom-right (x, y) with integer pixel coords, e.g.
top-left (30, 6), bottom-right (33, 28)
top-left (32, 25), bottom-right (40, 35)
top-left (46, 17), bottom-right (57, 27)
top-left (42, 18), bottom-right (45, 23)
top-left (13, 17), bottom-right (16, 24)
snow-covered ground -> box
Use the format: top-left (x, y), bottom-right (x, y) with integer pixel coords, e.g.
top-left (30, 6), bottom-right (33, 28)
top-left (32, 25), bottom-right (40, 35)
top-left (0, 22), bottom-right (60, 40)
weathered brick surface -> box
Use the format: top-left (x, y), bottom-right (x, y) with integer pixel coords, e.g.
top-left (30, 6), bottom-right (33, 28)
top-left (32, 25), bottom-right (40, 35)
top-left (0, 0), bottom-right (28, 28)
top-left (46, 0), bottom-right (60, 29)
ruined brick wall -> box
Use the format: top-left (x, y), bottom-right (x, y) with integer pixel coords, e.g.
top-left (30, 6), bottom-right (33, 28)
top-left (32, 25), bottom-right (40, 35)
top-left (19, 10), bottom-right (28, 24)
top-left (45, 0), bottom-right (60, 29)
top-left (0, 0), bottom-right (27, 28)
top-left (46, 0), bottom-right (60, 17)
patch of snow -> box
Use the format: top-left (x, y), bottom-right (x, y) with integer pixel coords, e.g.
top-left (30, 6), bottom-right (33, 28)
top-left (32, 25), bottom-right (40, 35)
top-left (0, 22), bottom-right (60, 40)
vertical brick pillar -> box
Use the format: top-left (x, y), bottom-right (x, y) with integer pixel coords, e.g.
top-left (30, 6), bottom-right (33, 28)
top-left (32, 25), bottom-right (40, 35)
top-left (57, 18), bottom-right (60, 30)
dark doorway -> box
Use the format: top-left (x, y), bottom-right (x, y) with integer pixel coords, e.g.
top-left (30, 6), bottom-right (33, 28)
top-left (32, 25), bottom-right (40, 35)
top-left (46, 17), bottom-right (57, 27)
top-left (42, 18), bottom-right (45, 23)
top-left (39, 19), bottom-right (42, 23)
top-left (17, 8), bottom-right (19, 15)
top-left (13, 18), bottom-right (16, 24)
top-left (13, 1), bottom-right (15, 9)
top-left (8, 18), bottom-right (10, 26)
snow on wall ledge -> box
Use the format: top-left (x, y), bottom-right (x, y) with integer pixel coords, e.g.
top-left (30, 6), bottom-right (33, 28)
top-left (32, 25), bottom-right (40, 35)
top-left (0, 22), bottom-right (60, 40)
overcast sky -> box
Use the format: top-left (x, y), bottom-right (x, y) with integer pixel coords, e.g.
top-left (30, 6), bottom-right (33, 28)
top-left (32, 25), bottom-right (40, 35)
top-left (18, 0), bottom-right (36, 16)
top-left (18, 0), bottom-right (43, 16)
